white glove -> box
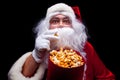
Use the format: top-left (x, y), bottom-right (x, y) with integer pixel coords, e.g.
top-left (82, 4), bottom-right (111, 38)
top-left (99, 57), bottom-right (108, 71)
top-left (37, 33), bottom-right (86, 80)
top-left (32, 29), bottom-right (59, 63)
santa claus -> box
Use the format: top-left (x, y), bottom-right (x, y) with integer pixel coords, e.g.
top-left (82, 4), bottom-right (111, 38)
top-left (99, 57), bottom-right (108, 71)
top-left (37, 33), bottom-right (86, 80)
top-left (8, 3), bottom-right (115, 80)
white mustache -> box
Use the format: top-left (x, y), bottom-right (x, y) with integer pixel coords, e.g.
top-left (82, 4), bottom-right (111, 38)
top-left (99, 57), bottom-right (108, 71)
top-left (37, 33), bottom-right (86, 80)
top-left (56, 27), bottom-right (75, 38)
top-left (51, 27), bottom-right (75, 49)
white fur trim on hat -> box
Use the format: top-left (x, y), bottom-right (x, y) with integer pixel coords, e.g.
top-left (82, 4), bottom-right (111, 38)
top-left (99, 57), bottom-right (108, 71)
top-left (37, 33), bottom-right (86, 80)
top-left (46, 3), bottom-right (75, 17)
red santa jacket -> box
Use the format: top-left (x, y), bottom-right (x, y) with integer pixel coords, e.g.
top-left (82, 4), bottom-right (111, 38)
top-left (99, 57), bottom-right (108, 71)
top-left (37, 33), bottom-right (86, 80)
top-left (42, 41), bottom-right (115, 80)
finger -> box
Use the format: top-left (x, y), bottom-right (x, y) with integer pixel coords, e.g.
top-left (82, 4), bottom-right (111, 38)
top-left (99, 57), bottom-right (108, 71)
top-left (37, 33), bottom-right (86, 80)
top-left (44, 35), bottom-right (60, 40)
top-left (44, 28), bottom-right (60, 35)
top-left (35, 40), bottom-right (50, 50)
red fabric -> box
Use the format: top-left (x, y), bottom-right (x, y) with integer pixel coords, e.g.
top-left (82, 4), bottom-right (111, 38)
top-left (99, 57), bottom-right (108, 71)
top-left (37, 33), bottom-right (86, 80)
top-left (72, 6), bottom-right (82, 22)
top-left (83, 42), bottom-right (115, 80)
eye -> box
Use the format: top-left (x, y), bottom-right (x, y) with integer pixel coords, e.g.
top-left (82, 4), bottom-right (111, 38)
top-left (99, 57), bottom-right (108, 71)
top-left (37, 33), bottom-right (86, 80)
top-left (50, 19), bottom-right (59, 24)
top-left (63, 19), bottom-right (71, 24)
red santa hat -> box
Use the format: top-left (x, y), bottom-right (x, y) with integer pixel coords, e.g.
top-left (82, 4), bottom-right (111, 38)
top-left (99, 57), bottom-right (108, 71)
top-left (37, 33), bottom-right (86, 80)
top-left (46, 3), bottom-right (82, 21)
top-left (72, 6), bottom-right (82, 21)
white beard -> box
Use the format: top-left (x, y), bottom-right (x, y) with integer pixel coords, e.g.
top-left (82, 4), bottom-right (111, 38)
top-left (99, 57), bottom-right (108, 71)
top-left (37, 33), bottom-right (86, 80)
top-left (50, 27), bottom-right (86, 52)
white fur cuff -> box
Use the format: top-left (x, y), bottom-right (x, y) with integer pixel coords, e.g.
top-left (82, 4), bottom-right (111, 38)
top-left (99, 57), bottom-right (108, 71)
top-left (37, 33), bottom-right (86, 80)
top-left (8, 52), bottom-right (46, 80)
top-left (32, 49), bottom-right (42, 63)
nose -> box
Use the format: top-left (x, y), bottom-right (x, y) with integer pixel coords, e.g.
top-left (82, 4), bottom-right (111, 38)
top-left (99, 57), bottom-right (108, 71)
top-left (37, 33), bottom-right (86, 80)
top-left (59, 20), bottom-right (64, 28)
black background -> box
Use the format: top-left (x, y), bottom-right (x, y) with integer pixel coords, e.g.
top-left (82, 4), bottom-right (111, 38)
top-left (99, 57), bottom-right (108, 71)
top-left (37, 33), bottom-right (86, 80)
top-left (1, 0), bottom-right (119, 80)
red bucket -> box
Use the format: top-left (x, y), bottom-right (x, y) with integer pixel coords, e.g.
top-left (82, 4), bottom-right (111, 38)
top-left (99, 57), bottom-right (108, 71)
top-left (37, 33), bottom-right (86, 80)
top-left (46, 49), bottom-right (85, 80)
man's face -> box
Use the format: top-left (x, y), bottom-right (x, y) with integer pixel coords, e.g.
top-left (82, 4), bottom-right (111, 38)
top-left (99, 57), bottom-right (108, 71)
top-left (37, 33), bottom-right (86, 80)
top-left (49, 14), bottom-right (72, 29)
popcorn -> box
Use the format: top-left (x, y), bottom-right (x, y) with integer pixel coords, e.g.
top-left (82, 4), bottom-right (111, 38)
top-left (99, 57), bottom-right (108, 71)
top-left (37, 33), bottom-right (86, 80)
top-left (49, 48), bottom-right (84, 68)
top-left (54, 32), bottom-right (58, 36)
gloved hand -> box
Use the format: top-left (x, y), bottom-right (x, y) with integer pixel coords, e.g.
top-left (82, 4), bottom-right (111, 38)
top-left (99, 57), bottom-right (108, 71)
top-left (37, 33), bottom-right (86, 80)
top-left (32, 29), bottom-right (59, 63)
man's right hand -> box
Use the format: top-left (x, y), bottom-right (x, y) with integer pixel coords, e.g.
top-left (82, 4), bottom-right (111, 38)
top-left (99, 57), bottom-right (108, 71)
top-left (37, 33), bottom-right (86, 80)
top-left (32, 29), bottom-right (59, 63)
